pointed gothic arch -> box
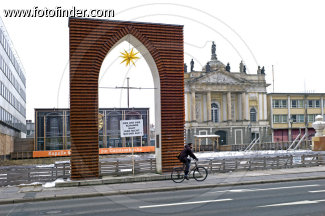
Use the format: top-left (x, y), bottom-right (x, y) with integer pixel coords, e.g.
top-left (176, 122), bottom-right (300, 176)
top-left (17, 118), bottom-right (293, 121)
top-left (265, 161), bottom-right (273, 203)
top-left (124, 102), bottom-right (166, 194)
top-left (69, 18), bottom-right (184, 179)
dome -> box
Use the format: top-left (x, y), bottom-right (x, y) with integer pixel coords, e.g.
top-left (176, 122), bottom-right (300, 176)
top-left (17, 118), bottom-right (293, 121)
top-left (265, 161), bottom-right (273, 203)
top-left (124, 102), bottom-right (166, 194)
top-left (202, 59), bottom-right (226, 72)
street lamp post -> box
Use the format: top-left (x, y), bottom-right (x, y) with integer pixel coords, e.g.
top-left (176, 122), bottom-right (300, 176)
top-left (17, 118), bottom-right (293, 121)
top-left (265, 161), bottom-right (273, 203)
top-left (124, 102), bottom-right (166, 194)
top-left (289, 117), bottom-right (293, 142)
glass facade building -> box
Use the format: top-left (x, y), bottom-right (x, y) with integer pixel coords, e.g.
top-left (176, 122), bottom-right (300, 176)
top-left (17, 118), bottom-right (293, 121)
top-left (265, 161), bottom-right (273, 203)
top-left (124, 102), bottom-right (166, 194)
top-left (0, 17), bottom-right (26, 136)
top-left (35, 108), bottom-right (150, 151)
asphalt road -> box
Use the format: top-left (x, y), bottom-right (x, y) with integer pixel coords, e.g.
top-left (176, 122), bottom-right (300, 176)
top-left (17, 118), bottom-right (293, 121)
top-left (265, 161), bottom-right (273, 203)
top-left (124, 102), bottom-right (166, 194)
top-left (1, 179), bottom-right (325, 216)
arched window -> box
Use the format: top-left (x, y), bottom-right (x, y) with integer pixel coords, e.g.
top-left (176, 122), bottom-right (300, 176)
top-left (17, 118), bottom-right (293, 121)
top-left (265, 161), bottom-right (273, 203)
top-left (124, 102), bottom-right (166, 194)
top-left (211, 103), bottom-right (219, 123)
top-left (250, 108), bottom-right (257, 122)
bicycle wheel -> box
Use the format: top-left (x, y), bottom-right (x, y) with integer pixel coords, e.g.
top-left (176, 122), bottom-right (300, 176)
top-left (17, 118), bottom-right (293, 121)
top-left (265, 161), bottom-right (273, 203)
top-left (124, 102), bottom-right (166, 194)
top-left (171, 167), bottom-right (185, 183)
top-left (193, 166), bottom-right (208, 181)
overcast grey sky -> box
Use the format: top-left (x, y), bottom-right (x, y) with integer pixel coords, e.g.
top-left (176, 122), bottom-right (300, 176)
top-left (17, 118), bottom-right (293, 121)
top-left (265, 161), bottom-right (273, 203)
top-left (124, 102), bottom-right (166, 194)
top-left (1, 0), bottom-right (324, 122)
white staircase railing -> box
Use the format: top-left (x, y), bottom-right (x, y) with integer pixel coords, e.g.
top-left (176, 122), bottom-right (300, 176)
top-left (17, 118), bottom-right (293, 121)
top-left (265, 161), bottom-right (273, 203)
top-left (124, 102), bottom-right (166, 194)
top-left (288, 133), bottom-right (306, 150)
top-left (287, 133), bottom-right (301, 150)
top-left (244, 138), bottom-right (256, 151)
top-left (245, 137), bottom-right (260, 151)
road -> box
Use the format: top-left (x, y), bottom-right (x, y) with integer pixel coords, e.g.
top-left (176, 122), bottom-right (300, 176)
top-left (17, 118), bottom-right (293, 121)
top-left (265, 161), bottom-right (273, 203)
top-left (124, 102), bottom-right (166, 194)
top-left (1, 179), bottom-right (325, 216)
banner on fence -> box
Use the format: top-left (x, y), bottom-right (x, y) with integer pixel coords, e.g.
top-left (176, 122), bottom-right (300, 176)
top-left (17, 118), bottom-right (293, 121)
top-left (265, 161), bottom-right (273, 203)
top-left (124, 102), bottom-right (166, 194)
top-left (33, 150), bottom-right (71, 158)
top-left (99, 146), bottom-right (154, 154)
top-left (33, 146), bottom-right (155, 158)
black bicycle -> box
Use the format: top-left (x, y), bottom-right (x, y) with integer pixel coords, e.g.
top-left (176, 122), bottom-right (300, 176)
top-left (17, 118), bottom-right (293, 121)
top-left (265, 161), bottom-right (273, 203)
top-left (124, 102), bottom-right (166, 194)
top-left (171, 160), bottom-right (208, 183)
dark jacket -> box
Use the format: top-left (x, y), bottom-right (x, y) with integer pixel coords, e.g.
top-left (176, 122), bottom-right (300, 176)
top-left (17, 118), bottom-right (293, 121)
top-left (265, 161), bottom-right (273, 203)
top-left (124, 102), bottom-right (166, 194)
top-left (178, 144), bottom-right (197, 162)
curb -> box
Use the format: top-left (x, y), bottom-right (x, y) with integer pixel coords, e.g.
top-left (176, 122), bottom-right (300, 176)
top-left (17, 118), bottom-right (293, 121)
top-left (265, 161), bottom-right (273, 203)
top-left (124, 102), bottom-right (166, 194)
top-left (1, 175), bottom-right (325, 205)
top-left (55, 175), bottom-right (170, 187)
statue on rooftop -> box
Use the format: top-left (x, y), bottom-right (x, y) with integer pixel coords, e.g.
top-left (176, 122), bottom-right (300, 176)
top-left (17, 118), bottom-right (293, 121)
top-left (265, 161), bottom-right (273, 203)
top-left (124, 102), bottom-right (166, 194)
top-left (184, 63), bottom-right (187, 73)
top-left (225, 63), bottom-right (231, 72)
top-left (243, 65), bottom-right (247, 73)
top-left (261, 66), bottom-right (265, 74)
top-left (206, 62), bottom-right (211, 72)
top-left (190, 59), bottom-right (194, 72)
top-left (239, 61), bottom-right (244, 73)
top-left (212, 42), bottom-right (216, 55)
top-left (211, 41), bottom-right (217, 60)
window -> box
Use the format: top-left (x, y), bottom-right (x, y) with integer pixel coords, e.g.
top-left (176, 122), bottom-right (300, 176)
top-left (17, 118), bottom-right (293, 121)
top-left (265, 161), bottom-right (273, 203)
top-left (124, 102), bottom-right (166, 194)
top-left (250, 108), bottom-right (257, 122)
top-left (273, 115), bottom-right (287, 123)
top-left (272, 99), bottom-right (287, 108)
top-left (308, 114), bottom-right (318, 122)
top-left (211, 103), bottom-right (219, 123)
top-left (308, 100), bottom-right (321, 108)
top-left (291, 114), bottom-right (304, 123)
top-left (291, 100), bottom-right (304, 108)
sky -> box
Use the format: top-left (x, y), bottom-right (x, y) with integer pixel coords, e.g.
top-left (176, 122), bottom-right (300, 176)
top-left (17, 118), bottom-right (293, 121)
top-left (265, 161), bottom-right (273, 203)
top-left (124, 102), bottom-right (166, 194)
top-left (1, 0), bottom-right (325, 123)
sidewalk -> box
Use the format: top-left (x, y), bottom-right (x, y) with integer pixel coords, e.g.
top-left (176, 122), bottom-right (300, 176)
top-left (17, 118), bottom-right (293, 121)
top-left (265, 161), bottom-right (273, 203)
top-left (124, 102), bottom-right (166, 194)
top-left (1, 166), bottom-right (325, 205)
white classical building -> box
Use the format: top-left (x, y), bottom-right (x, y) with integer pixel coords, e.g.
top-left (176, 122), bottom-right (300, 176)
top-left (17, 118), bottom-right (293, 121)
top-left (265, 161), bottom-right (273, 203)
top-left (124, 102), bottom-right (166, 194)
top-left (184, 42), bottom-right (271, 146)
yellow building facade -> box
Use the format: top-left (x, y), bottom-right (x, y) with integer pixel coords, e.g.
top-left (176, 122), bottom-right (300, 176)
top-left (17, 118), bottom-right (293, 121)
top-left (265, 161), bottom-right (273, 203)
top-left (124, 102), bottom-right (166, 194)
top-left (268, 93), bottom-right (325, 142)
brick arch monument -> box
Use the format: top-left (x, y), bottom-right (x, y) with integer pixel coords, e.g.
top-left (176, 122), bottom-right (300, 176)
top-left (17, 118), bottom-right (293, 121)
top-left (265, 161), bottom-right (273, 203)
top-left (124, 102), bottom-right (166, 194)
top-left (69, 18), bottom-right (184, 179)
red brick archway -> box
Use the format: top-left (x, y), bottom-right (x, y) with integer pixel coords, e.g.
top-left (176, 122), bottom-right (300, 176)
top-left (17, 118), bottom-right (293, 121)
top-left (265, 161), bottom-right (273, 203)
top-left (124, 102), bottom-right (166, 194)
top-left (69, 18), bottom-right (184, 179)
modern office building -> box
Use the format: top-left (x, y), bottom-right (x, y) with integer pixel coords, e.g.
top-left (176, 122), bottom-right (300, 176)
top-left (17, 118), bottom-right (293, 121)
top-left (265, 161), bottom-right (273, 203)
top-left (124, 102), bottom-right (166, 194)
top-left (184, 42), bottom-right (271, 146)
top-left (34, 108), bottom-right (150, 152)
top-left (0, 17), bottom-right (26, 159)
top-left (268, 93), bottom-right (325, 142)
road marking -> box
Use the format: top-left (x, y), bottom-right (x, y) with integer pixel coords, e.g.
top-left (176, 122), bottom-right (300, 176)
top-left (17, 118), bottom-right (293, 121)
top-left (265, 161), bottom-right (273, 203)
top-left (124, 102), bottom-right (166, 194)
top-left (209, 184), bottom-right (319, 193)
top-left (139, 198), bottom-right (232, 209)
top-left (309, 190), bottom-right (325, 193)
top-left (257, 199), bottom-right (325, 208)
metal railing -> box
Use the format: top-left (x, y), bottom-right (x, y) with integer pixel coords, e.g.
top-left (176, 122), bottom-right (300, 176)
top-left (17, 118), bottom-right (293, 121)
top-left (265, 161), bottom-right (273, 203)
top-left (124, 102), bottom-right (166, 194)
top-left (220, 141), bottom-right (312, 151)
top-left (199, 153), bottom-right (325, 173)
top-left (0, 163), bottom-right (70, 187)
top-left (0, 159), bottom-right (156, 186)
top-left (0, 153), bottom-right (322, 186)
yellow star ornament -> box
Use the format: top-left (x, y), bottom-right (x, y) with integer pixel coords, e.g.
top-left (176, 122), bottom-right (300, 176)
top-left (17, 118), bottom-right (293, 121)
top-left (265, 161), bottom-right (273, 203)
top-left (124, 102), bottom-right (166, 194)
top-left (120, 48), bottom-right (140, 66)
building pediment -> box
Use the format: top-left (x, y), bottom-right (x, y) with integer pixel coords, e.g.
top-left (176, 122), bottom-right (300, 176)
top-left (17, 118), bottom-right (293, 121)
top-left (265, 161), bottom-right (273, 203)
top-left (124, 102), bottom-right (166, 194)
top-left (191, 71), bottom-right (247, 85)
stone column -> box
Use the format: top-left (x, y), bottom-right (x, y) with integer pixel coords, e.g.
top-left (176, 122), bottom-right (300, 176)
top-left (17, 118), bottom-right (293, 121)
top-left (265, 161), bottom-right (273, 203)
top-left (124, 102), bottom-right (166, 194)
top-left (227, 92), bottom-right (232, 121)
top-left (241, 92), bottom-right (246, 120)
top-left (259, 93), bottom-right (263, 120)
top-left (223, 94), bottom-right (227, 121)
top-left (207, 91), bottom-right (211, 121)
top-left (263, 94), bottom-right (267, 120)
top-left (246, 93), bottom-right (250, 121)
top-left (191, 91), bottom-right (196, 121)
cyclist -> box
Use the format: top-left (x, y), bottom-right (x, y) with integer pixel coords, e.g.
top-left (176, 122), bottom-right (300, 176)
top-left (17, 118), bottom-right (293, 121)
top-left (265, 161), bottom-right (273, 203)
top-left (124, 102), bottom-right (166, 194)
top-left (178, 143), bottom-right (198, 180)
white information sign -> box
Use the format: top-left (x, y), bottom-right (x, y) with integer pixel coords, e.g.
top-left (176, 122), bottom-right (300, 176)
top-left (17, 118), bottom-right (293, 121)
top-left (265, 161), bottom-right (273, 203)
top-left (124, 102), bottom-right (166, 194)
top-left (293, 156), bottom-right (301, 164)
top-left (120, 119), bottom-right (144, 137)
